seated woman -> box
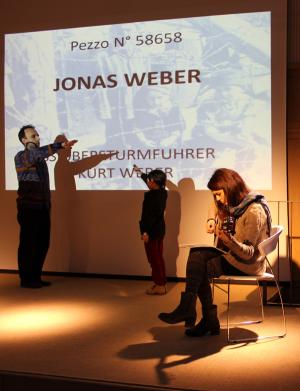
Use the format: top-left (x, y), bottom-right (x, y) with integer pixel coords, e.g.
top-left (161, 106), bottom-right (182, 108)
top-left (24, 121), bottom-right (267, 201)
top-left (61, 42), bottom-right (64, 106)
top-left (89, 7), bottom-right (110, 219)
top-left (158, 168), bottom-right (272, 337)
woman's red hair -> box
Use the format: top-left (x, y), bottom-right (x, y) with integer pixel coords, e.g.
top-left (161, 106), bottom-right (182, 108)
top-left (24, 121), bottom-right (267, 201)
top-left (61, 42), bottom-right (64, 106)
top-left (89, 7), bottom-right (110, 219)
top-left (207, 168), bottom-right (250, 207)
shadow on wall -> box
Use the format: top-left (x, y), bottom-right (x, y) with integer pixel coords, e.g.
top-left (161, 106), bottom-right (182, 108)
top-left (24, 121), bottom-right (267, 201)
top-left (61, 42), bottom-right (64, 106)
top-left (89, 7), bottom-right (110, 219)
top-left (50, 134), bottom-right (116, 273)
top-left (49, 137), bottom-right (184, 276)
top-left (49, 140), bottom-right (214, 276)
top-left (277, 255), bottom-right (300, 303)
top-left (164, 189), bottom-right (180, 278)
top-left (166, 178), bottom-right (211, 277)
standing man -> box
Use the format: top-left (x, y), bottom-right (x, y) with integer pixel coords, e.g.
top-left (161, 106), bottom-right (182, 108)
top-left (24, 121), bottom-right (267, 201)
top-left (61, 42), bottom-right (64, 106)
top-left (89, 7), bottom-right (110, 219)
top-left (15, 125), bottom-right (77, 288)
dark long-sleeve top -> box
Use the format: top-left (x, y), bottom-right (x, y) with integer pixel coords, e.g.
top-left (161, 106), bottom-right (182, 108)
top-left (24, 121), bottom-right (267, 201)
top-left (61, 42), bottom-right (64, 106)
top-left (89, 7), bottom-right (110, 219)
top-left (139, 173), bottom-right (168, 240)
top-left (14, 142), bottom-right (63, 209)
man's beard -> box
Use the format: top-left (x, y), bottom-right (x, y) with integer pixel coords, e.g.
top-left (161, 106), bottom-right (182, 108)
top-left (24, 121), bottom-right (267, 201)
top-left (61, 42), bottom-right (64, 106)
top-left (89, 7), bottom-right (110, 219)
top-left (26, 142), bottom-right (39, 150)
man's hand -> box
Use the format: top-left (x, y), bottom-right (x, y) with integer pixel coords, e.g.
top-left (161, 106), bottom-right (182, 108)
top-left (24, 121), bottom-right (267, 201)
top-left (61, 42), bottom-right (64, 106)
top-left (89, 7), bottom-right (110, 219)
top-left (62, 139), bottom-right (78, 149)
top-left (101, 151), bottom-right (117, 160)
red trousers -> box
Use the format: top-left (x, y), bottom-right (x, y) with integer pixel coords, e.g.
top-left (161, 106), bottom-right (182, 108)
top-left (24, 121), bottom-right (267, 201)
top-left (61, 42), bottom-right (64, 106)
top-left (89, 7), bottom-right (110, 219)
top-left (144, 239), bottom-right (166, 286)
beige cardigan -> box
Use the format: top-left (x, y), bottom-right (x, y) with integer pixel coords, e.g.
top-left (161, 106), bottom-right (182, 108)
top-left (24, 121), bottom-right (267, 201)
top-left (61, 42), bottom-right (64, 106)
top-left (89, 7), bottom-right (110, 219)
top-left (221, 203), bottom-right (269, 275)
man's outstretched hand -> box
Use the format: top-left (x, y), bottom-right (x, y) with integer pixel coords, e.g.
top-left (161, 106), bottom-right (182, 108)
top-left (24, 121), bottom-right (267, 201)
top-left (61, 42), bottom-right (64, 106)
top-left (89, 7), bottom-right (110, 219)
top-left (62, 139), bottom-right (78, 149)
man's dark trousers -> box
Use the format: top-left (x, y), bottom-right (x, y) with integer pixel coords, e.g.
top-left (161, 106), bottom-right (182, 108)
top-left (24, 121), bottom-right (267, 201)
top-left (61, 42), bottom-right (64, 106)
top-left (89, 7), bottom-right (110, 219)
top-left (17, 206), bottom-right (50, 284)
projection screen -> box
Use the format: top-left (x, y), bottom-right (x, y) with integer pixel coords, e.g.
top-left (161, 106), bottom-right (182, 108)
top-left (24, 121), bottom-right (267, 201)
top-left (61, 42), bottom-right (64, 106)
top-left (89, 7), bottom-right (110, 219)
top-left (5, 12), bottom-right (271, 191)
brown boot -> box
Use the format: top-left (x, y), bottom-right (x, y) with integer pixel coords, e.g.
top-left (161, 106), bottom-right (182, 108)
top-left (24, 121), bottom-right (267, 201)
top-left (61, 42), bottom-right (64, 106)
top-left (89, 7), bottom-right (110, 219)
top-left (185, 305), bottom-right (220, 337)
top-left (158, 292), bottom-right (197, 327)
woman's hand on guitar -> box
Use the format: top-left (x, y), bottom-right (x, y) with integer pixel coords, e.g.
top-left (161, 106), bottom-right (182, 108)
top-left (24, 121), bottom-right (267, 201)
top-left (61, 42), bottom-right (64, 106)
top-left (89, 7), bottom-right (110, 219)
top-left (206, 218), bottom-right (216, 234)
top-left (216, 227), bottom-right (232, 245)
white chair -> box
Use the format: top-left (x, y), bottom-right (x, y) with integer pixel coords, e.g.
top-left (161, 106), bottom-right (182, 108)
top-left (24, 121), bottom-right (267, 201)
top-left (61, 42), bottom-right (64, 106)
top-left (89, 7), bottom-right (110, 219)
top-left (212, 225), bottom-right (287, 343)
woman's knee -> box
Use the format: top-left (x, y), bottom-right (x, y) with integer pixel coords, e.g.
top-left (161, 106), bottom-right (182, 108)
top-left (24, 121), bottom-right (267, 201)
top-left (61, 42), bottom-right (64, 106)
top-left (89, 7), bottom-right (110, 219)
top-left (188, 249), bottom-right (217, 265)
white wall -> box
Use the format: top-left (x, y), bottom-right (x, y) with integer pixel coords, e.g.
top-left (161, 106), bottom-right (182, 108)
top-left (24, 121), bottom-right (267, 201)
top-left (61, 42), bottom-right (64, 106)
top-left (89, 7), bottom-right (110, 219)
top-left (0, 0), bottom-right (287, 278)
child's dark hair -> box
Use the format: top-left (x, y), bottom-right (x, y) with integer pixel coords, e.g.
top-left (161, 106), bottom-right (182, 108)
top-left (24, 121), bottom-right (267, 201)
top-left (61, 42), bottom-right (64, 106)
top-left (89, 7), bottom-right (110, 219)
top-left (148, 170), bottom-right (166, 189)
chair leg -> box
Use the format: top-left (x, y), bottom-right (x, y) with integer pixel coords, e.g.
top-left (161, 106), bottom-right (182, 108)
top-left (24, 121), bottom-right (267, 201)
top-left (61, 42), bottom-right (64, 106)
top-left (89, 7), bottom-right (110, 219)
top-left (214, 272), bottom-right (287, 343)
top-left (265, 256), bottom-right (287, 338)
top-left (227, 280), bottom-right (231, 342)
top-left (272, 276), bottom-right (287, 338)
top-left (227, 280), bottom-right (263, 343)
top-left (227, 278), bottom-right (285, 343)
top-left (262, 281), bottom-right (268, 305)
top-left (256, 280), bottom-right (264, 324)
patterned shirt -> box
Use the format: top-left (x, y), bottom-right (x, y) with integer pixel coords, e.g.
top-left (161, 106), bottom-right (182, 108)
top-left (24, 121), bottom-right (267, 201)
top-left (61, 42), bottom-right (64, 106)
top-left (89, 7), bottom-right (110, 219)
top-left (15, 142), bottom-right (62, 209)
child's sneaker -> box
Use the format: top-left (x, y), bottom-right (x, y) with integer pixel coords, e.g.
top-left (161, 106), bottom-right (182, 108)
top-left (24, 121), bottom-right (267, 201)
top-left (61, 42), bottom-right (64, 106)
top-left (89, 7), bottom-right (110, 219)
top-left (146, 284), bottom-right (156, 294)
top-left (146, 284), bottom-right (167, 295)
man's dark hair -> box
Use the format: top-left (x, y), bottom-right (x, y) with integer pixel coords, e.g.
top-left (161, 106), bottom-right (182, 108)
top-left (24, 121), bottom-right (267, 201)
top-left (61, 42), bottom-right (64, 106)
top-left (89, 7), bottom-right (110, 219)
top-left (147, 169), bottom-right (166, 189)
top-left (207, 168), bottom-right (249, 207)
top-left (18, 125), bottom-right (35, 144)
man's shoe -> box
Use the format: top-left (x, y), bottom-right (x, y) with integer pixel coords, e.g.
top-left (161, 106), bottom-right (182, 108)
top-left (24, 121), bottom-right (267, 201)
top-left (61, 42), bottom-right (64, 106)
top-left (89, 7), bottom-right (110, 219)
top-left (40, 280), bottom-right (52, 287)
top-left (20, 281), bottom-right (42, 289)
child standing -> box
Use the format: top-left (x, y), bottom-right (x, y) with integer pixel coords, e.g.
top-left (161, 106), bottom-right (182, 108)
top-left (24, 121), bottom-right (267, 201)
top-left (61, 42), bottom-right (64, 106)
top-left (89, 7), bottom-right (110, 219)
top-left (134, 166), bottom-right (168, 295)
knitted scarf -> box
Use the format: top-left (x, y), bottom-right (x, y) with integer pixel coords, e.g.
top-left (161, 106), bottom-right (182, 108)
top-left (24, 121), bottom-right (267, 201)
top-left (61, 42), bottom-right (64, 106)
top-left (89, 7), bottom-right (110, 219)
top-left (229, 192), bottom-right (272, 235)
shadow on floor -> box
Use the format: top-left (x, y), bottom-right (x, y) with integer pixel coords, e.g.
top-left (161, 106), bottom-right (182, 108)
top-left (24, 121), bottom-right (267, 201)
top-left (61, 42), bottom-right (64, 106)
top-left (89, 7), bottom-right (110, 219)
top-left (118, 325), bottom-right (258, 385)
